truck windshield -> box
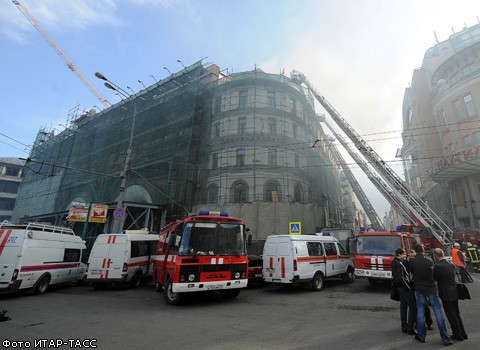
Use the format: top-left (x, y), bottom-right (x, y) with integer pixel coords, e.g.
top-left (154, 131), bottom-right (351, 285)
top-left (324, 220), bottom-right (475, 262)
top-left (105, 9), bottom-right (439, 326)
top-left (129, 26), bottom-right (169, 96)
top-left (178, 222), bottom-right (245, 256)
top-left (356, 235), bottom-right (400, 256)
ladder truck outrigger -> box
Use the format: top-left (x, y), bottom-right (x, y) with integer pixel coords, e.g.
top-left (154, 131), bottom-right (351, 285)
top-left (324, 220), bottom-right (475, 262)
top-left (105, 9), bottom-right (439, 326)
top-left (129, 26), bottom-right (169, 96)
top-left (290, 71), bottom-right (454, 284)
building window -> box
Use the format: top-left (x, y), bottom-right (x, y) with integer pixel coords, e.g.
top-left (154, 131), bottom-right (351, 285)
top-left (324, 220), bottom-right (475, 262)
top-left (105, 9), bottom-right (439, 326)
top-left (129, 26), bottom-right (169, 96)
top-left (268, 149), bottom-right (277, 166)
top-left (0, 198), bottom-right (15, 211)
top-left (464, 94), bottom-right (476, 117)
top-left (239, 90), bottom-right (248, 108)
top-left (0, 180), bottom-right (19, 193)
top-left (212, 153), bottom-right (219, 169)
top-left (295, 153), bottom-right (300, 168)
top-left (294, 183), bottom-right (303, 202)
top-left (214, 96), bottom-right (222, 113)
top-left (435, 109), bottom-right (448, 134)
top-left (268, 118), bottom-right (276, 134)
top-left (474, 131), bottom-right (480, 146)
top-left (265, 181), bottom-right (280, 202)
top-left (208, 184), bottom-right (219, 204)
top-left (236, 148), bottom-right (245, 166)
top-left (463, 62), bottom-right (477, 76)
top-left (268, 90), bottom-right (276, 108)
top-left (293, 124), bottom-right (298, 139)
top-left (238, 117), bottom-right (247, 134)
top-left (214, 123), bottom-right (221, 139)
top-left (233, 182), bottom-right (248, 203)
top-left (454, 99), bottom-right (465, 120)
top-left (464, 135), bottom-right (473, 149)
top-left (3, 166), bottom-right (21, 177)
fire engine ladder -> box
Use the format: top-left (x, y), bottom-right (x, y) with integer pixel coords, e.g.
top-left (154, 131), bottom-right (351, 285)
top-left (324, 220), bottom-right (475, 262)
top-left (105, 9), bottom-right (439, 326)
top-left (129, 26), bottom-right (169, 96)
top-left (290, 70), bottom-right (453, 247)
top-left (320, 116), bottom-right (407, 229)
top-left (319, 124), bottom-right (385, 231)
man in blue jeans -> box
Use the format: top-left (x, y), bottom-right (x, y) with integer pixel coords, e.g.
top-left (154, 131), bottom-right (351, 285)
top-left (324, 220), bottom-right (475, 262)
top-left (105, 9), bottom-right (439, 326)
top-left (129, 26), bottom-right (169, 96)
top-left (409, 243), bottom-right (453, 346)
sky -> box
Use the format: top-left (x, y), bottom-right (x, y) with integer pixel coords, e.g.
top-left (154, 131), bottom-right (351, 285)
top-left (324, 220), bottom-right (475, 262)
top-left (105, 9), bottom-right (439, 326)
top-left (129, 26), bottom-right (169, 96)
top-left (1, 0), bottom-right (480, 220)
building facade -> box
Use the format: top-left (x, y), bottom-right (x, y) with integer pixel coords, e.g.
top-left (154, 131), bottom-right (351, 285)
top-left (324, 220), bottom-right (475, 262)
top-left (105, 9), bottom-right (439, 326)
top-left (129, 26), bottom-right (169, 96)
top-left (402, 23), bottom-right (480, 229)
top-left (12, 62), bottom-right (344, 240)
top-left (0, 158), bottom-right (24, 222)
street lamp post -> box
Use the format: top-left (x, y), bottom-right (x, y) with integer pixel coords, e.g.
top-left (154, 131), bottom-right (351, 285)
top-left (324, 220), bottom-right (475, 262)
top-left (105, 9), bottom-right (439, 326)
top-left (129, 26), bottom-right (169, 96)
top-left (95, 72), bottom-right (137, 233)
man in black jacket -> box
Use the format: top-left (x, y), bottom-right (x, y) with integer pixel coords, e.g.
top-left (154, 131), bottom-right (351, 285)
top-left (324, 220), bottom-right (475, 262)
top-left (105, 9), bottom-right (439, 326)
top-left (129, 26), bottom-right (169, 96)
top-left (433, 248), bottom-right (468, 341)
top-left (391, 248), bottom-right (416, 335)
top-left (409, 244), bottom-right (453, 346)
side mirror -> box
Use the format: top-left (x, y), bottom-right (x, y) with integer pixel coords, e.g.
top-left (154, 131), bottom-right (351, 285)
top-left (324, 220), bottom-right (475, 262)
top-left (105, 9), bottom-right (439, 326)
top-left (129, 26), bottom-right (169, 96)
top-left (247, 234), bottom-right (252, 246)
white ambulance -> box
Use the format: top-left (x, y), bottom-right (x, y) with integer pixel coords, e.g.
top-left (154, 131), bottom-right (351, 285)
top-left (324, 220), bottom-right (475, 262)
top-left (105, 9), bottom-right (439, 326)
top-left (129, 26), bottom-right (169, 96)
top-left (0, 222), bottom-right (86, 295)
top-left (86, 230), bottom-right (159, 289)
top-left (263, 234), bottom-right (354, 290)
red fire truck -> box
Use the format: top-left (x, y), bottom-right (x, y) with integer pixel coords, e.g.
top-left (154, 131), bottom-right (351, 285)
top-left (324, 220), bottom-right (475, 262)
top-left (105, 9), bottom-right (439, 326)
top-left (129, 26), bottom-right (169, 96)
top-left (354, 226), bottom-right (421, 284)
top-left (153, 210), bottom-right (249, 305)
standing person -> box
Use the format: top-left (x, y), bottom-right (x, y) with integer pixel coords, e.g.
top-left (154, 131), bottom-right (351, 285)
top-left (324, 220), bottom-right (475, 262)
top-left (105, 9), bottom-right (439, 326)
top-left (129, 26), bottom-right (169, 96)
top-left (391, 248), bottom-right (416, 335)
top-left (452, 242), bottom-right (471, 283)
top-left (433, 248), bottom-right (468, 341)
top-left (407, 249), bottom-right (433, 330)
top-left (409, 243), bottom-right (453, 346)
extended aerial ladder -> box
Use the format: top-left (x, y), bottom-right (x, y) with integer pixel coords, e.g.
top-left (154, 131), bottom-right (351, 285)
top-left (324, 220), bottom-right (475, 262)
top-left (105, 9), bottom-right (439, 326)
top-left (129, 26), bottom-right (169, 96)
top-left (320, 116), bottom-right (415, 225)
top-left (319, 127), bottom-right (385, 231)
top-left (291, 70), bottom-right (453, 248)
top-left (12, 0), bottom-right (111, 108)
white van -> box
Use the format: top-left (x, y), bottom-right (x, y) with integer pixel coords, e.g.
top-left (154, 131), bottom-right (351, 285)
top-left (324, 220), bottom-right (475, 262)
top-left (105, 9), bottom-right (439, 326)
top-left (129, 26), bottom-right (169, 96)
top-left (263, 235), bottom-right (354, 290)
top-left (86, 230), bottom-right (159, 289)
top-left (0, 222), bottom-right (86, 295)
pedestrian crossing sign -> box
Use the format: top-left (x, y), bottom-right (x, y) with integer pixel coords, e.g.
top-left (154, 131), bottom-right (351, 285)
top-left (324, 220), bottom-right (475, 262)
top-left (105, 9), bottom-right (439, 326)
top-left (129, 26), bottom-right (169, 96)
top-left (289, 222), bottom-right (302, 235)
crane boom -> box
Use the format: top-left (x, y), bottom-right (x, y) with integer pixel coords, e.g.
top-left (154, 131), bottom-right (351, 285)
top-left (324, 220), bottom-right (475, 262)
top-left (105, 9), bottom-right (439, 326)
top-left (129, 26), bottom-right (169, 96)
top-left (290, 70), bottom-right (453, 248)
top-left (12, 0), bottom-right (111, 108)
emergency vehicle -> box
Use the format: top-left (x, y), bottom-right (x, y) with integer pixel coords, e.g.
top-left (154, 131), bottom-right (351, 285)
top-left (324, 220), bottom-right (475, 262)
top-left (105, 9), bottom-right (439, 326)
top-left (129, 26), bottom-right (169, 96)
top-left (0, 222), bottom-right (86, 294)
top-left (289, 71), bottom-right (455, 283)
top-left (262, 235), bottom-right (354, 290)
top-left (86, 230), bottom-right (159, 289)
top-left (153, 211), bottom-right (249, 305)
top-left (354, 227), bottom-right (420, 284)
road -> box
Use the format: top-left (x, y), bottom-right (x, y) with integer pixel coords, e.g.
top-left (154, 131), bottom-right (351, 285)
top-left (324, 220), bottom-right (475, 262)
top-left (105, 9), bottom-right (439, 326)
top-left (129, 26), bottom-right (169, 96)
top-left (1, 276), bottom-right (479, 350)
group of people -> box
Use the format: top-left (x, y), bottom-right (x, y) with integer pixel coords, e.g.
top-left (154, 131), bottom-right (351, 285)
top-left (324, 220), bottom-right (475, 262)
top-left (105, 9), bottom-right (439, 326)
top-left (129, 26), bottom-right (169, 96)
top-left (391, 243), bottom-right (468, 346)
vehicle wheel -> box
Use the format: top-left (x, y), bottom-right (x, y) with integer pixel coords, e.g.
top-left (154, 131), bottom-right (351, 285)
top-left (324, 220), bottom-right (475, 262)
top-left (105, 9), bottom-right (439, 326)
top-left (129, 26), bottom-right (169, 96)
top-left (34, 275), bottom-right (51, 295)
top-left (164, 278), bottom-right (182, 305)
top-left (367, 278), bottom-right (378, 286)
top-left (311, 273), bottom-right (324, 291)
top-left (130, 272), bottom-right (142, 288)
top-left (219, 289), bottom-right (241, 299)
top-left (342, 268), bottom-right (354, 283)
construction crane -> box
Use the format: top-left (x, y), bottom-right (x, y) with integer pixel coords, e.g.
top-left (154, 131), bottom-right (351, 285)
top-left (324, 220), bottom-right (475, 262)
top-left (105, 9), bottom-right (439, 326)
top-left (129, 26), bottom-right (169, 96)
top-left (12, 0), bottom-right (111, 108)
top-left (290, 70), bottom-right (453, 248)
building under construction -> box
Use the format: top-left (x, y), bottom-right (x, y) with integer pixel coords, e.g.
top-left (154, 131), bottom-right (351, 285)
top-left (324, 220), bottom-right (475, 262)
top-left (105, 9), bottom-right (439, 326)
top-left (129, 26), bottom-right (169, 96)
top-left (12, 61), bottom-right (345, 244)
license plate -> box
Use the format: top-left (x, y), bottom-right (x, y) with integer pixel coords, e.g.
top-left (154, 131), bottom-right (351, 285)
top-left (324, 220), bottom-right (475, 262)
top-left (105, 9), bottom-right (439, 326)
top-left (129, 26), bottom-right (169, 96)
top-left (207, 284), bottom-right (223, 290)
top-left (89, 271), bottom-right (102, 276)
top-left (255, 274), bottom-right (262, 277)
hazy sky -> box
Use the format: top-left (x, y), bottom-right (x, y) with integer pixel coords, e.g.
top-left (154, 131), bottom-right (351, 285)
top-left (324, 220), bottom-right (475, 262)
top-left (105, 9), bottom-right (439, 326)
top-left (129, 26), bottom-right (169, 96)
top-left (2, 0), bottom-right (480, 218)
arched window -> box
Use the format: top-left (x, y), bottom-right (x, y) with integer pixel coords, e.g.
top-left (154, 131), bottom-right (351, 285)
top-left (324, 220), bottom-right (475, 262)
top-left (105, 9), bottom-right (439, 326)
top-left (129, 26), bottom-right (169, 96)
top-left (207, 184), bottom-right (219, 204)
top-left (294, 183), bottom-right (303, 203)
top-left (232, 181), bottom-right (248, 203)
top-left (265, 180), bottom-right (281, 202)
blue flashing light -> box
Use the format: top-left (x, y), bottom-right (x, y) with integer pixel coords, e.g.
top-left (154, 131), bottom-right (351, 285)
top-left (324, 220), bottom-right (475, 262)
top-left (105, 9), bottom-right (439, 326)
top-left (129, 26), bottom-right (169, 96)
top-left (396, 225), bottom-right (402, 231)
top-left (220, 211), bottom-right (229, 217)
top-left (198, 210), bottom-right (209, 215)
top-left (359, 226), bottom-right (365, 232)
